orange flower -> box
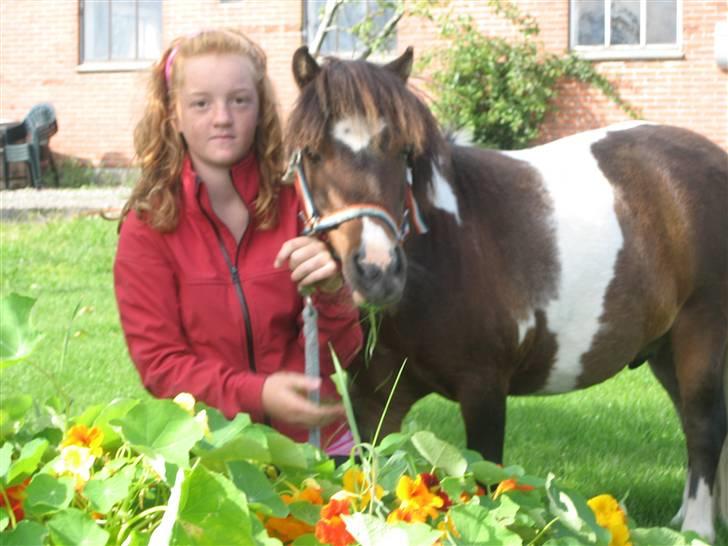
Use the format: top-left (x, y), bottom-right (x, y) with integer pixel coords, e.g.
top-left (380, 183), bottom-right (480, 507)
top-left (61, 424), bottom-right (104, 457)
top-left (315, 496), bottom-right (355, 546)
top-left (492, 478), bottom-right (534, 499)
top-left (264, 516), bottom-right (314, 543)
top-left (0, 479), bottom-right (30, 523)
top-left (262, 483), bottom-right (323, 544)
top-left (387, 473), bottom-right (445, 524)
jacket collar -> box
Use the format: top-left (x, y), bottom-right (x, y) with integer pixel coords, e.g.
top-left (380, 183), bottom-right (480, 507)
top-left (181, 153), bottom-right (260, 214)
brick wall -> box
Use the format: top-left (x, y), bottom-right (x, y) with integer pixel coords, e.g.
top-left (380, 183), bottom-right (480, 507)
top-left (1, 1), bottom-right (725, 166)
top-left (0, 0), bottom-right (303, 166)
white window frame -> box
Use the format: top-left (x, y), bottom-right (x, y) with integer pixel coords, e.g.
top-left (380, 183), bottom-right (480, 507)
top-left (78, 0), bottom-right (162, 72)
top-left (570, 0), bottom-right (683, 60)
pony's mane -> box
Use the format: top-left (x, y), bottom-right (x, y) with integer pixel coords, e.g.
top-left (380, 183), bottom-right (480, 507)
top-left (285, 56), bottom-right (445, 159)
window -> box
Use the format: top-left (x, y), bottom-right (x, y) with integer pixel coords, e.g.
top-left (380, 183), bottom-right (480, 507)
top-left (570, 0), bottom-right (682, 60)
top-left (305, 0), bottom-right (396, 58)
top-left (80, 0), bottom-right (162, 65)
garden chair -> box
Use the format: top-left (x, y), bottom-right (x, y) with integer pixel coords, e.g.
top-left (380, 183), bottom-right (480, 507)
top-left (1, 102), bottom-right (60, 189)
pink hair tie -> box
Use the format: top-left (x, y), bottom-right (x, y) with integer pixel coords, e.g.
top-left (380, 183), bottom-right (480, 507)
top-left (164, 46), bottom-right (179, 88)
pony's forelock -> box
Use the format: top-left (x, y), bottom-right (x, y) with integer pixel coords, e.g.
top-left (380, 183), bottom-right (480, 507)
top-left (285, 56), bottom-right (444, 160)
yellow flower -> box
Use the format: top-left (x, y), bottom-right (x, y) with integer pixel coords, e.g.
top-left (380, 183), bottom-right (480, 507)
top-left (60, 424), bottom-right (104, 457)
top-left (387, 474), bottom-right (444, 524)
top-left (342, 467), bottom-right (384, 510)
top-left (173, 392), bottom-right (196, 414)
top-left (587, 494), bottom-right (632, 546)
top-left (53, 445), bottom-right (95, 489)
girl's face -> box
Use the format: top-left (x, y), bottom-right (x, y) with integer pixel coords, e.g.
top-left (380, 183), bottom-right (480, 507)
top-left (174, 53), bottom-right (260, 173)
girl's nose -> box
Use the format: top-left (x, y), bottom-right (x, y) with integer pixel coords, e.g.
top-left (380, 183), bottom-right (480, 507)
top-left (213, 102), bottom-right (233, 125)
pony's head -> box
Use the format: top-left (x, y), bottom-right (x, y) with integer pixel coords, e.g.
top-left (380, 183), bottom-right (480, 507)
top-left (285, 46), bottom-right (442, 306)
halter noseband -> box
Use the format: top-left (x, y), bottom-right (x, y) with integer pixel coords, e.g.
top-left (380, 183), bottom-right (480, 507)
top-left (284, 148), bottom-right (428, 240)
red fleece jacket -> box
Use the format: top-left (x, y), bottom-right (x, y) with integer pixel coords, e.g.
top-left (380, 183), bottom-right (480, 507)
top-left (114, 154), bottom-right (362, 446)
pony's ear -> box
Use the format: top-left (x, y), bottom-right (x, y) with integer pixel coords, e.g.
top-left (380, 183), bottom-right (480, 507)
top-left (292, 46), bottom-right (320, 89)
top-left (383, 47), bottom-right (414, 82)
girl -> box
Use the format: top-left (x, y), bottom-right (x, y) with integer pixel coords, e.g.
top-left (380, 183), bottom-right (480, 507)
top-left (114, 29), bottom-right (362, 454)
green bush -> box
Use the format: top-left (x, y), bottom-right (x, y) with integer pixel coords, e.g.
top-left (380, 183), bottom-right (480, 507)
top-left (421, 0), bottom-right (639, 149)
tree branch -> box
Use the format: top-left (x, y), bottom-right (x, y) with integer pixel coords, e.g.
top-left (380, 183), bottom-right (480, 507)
top-left (310, 0), bottom-right (345, 57)
top-left (356, 7), bottom-right (404, 60)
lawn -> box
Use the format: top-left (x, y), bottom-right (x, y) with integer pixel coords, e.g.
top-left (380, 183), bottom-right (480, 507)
top-left (1, 215), bottom-right (725, 542)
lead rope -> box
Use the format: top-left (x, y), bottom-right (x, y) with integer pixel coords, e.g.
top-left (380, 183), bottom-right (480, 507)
top-left (302, 293), bottom-right (321, 449)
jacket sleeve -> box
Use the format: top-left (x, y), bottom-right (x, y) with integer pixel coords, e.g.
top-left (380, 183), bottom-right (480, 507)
top-left (310, 285), bottom-right (363, 374)
top-left (113, 216), bottom-right (267, 421)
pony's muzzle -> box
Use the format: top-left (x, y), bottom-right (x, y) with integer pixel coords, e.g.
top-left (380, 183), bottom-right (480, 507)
top-left (348, 245), bottom-right (406, 306)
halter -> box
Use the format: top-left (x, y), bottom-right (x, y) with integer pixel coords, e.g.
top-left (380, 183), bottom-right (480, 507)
top-left (284, 149), bottom-right (428, 240)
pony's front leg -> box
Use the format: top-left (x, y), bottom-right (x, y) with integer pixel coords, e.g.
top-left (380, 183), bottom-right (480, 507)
top-left (458, 376), bottom-right (507, 463)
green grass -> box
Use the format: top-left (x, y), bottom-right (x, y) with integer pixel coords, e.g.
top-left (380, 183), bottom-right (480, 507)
top-left (0, 216), bottom-right (149, 411)
top-left (1, 215), bottom-right (725, 543)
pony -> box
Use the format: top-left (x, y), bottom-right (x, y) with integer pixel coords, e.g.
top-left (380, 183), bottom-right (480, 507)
top-left (284, 46), bottom-right (728, 541)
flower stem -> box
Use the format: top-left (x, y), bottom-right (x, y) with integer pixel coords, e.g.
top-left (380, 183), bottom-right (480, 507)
top-left (117, 505), bottom-right (166, 545)
top-left (0, 486), bottom-right (17, 529)
top-left (526, 516), bottom-right (559, 546)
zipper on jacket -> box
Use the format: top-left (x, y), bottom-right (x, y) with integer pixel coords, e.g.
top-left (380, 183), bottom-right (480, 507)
top-left (195, 177), bottom-right (257, 374)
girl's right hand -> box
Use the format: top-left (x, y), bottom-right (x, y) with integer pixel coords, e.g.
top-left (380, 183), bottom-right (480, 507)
top-left (261, 371), bottom-right (345, 428)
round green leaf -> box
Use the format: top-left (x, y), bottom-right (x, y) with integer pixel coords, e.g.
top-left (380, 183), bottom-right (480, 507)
top-left (0, 520), bottom-right (48, 546)
top-left (115, 398), bottom-right (203, 469)
top-left (401, 393), bottom-right (467, 449)
top-left (411, 431), bottom-right (467, 477)
top-left (170, 464), bottom-right (255, 545)
top-left (227, 460), bottom-right (287, 518)
top-left (47, 508), bottom-right (110, 546)
top-left (6, 438), bottom-right (48, 486)
top-left (83, 465), bottom-right (134, 514)
top-left (25, 474), bottom-right (74, 516)
top-left (0, 293), bottom-right (43, 366)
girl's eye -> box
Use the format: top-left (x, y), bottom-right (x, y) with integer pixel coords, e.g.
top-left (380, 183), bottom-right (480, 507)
top-left (191, 100), bottom-right (208, 109)
top-left (234, 96), bottom-right (252, 105)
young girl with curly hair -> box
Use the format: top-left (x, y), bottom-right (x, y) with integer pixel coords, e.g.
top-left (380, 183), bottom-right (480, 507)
top-left (114, 29), bottom-right (362, 454)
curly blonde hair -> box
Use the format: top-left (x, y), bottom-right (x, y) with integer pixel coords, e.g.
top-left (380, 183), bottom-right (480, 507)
top-left (123, 28), bottom-right (285, 231)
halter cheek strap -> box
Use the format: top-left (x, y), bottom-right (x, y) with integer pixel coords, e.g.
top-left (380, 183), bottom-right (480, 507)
top-left (284, 149), bottom-right (428, 240)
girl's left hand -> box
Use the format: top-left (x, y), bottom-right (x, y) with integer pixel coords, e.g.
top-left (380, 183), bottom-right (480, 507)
top-left (275, 236), bottom-right (343, 293)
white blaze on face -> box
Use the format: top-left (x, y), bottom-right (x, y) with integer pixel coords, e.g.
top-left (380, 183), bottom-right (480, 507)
top-left (332, 116), bottom-right (385, 153)
top-left (359, 217), bottom-right (395, 268)
top-left (502, 123), bottom-right (650, 392)
top-left (429, 163), bottom-right (462, 223)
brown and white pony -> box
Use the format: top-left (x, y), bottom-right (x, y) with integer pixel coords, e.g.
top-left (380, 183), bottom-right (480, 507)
top-left (285, 46), bottom-right (728, 541)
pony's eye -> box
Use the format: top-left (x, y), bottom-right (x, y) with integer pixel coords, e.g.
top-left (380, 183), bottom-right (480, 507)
top-left (305, 150), bottom-right (322, 164)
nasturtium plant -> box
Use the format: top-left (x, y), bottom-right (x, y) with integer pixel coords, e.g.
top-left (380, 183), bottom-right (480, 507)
top-left (0, 294), bottom-right (712, 545)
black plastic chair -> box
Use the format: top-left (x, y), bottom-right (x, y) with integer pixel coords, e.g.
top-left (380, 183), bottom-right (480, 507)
top-left (1, 103), bottom-right (60, 189)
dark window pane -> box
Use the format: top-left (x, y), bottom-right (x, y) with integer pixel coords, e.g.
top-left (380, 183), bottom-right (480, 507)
top-left (84, 1), bottom-right (110, 61)
top-left (646, 0), bottom-right (677, 44)
top-left (611, 0), bottom-right (640, 45)
top-left (138, 0), bottom-right (162, 59)
top-left (574, 0), bottom-right (605, 46)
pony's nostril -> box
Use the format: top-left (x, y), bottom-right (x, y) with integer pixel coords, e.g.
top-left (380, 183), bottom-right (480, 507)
top-left (353, 250), bottom-right (383, 284)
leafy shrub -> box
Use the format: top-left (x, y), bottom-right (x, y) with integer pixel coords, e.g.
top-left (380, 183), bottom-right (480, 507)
top-left (0, 293), bottom-right (708, 546)
top-left (420, 0), bottom-right (639, 149)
